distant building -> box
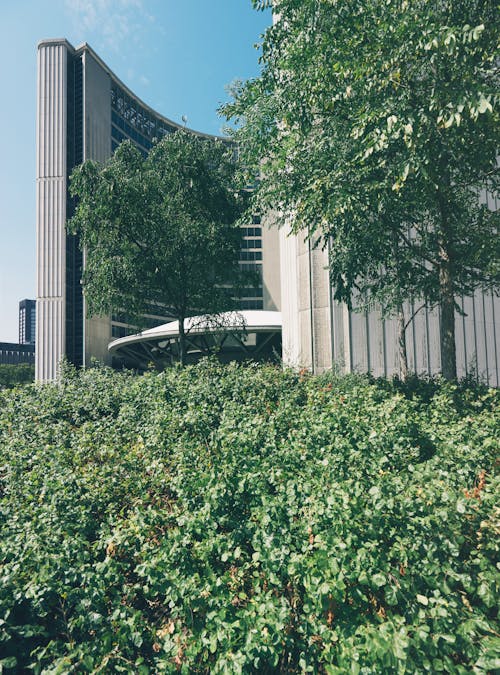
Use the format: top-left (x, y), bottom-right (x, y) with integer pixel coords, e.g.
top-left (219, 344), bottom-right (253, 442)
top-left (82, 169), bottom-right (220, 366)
top-left (19, 299), bottom-right (36, 345)
top-left (0, 342), bottom-right (35, 366)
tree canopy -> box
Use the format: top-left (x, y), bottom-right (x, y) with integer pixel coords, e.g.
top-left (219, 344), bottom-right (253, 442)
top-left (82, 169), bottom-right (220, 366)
top-left (69, 132), bottom-right (247, 364)
top-left (224, 0), bottom-right (499, 379)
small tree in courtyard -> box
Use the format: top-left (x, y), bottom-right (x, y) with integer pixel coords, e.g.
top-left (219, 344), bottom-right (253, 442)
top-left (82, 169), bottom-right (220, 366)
top-left (69, 131), bottom-right (247, 365)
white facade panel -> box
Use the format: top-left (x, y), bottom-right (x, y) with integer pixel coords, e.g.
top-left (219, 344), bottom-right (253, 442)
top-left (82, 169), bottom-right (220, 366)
top-left (262, 214), bottom-right (281, 312)
top-left (489, 293), bottom-right (500, 387)
top-left (36, 42), bottom-right (68, 382)
top-left (367, 309), bottom-right (385, 378)
top-left (310, 242), bottom-right (332, 372)
top-left (279, 226), bottom-right (301, 367)
top-left (455, 297), bottom-right (468, 380)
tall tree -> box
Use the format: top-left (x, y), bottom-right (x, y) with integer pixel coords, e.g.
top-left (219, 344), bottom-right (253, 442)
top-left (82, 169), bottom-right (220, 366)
top-left (69, 132), bottom-right (246, 365)
top-left (224, 0), bottom-right (499, 380)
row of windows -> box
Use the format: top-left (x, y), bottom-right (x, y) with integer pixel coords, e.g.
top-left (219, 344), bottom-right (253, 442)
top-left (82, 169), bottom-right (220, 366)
top-left (66, 56), bottom-right (84, 367)
top-left (111, 325), bottom-right (134, 339)
top-left (240, 238), bottom-right (262, 250)
top-left (112, 114), bottom-right (153, 152)
top-left (19, 311), bottom-right (36, 344)
top-left (239, 251), bottom-right (262, 261)
top-left (111, 138), bottom-right (148, 158)
top-left (112, 127), bottom-right (149, 157)
top-left (111, 298), bottom-right (267, 334)
top-left (241, 227), bottom-right (262, 237)
top-left (112, 314), bottom-right (168, 330)
top-left (239, 262), bottom-right (262, 274)
top-left (144, 300), bottom-right (171, 316)
top-left (111, 84), bottom-right (177, 142)
top-left (240, 287), bottom-right (263, 298)
top-left (239, 300), bottom-right (264, 310)
top-left (0, 345), bottom-right (35, 365)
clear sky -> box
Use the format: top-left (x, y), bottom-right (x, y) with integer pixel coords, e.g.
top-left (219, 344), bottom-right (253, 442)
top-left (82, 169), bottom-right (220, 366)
top-left (0, 0), bottom-right (271, 342)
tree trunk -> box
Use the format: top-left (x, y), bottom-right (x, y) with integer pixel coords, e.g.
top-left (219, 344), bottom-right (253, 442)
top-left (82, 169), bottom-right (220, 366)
top-left (436, 184), bottom-right (457, 381)
top-left (439, 261), bottom-right (457, 381)
top-left (178, 316), bottom-right (186, 367)
top-left (391, 228), bottom-right (408, 381)
top-left (397, 304), bottom-right (408, 381)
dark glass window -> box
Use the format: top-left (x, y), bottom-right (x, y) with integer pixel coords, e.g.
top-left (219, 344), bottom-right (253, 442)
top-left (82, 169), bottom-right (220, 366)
top-left (240, 251), bottom-right (262, 261)
top-left (241, 227), bottom-right (262, 237)
top-left (111, 83), bottom-right (178, 152)
top-left (65, 54), bottom-right (84, 367)
top-left (241, 239), bottom-right (262, 250)
top-left (240, 299), bottom-right (264, 310)
top-left (240, 287), bottom-right (263, 298)
top-left (239, 262), bottom-right (262, 276)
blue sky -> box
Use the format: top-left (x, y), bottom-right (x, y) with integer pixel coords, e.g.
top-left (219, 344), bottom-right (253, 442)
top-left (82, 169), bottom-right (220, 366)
top-left (0, 0), bottom-right (271, 342)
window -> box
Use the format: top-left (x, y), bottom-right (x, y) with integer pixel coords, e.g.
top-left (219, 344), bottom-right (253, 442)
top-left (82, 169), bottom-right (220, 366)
top-left (240, 251), bottom-right (262, 261)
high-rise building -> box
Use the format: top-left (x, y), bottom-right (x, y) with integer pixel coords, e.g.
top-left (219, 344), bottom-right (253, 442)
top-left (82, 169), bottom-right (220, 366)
top-left (36, 39), bottom-right (280, 381)
top-left (19, 299), bottom-right (36, 345)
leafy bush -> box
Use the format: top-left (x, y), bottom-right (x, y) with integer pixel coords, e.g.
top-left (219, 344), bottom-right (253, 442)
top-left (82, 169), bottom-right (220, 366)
top-left (0, 362), bottom-right (498, 673)
top-left (0, 363), bottom-right (35, 388)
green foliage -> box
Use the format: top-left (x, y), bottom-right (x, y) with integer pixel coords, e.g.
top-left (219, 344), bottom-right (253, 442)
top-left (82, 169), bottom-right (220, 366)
top-left (0, 363), bottom-right (498, 672)
top-left (0, 363), bottom-right (35, 388)
top-left (223, 0), bottom-right (500, 380)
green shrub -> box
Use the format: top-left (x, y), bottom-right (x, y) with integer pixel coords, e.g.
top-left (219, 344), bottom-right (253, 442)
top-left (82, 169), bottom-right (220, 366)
top-left (0, 361), bottom-right (498, 673)
top-left (0, 363), bottom-right (35, 388)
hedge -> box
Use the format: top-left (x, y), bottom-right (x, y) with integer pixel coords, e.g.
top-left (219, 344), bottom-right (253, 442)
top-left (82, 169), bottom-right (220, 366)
top-left (0, 361), bottom-right (498, 673)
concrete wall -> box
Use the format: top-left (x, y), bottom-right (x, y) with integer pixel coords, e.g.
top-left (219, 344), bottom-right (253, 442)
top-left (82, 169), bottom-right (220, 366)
top-left (261, 212), bottom-right (281, 312)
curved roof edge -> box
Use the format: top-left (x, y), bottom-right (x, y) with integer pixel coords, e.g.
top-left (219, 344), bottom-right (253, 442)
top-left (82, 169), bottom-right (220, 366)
top-left (108, 310), bottom-right (282, 354)
top-left (38, 38), bottom-right (227, 142)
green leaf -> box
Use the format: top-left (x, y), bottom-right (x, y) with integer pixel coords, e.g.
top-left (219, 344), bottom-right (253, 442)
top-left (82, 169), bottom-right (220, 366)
top-left (478, 96), bottom-right (492, 114)
top-left (372, 573), bottom-right (386, 587)
top-left (385, 584), bottom-right (399, 606)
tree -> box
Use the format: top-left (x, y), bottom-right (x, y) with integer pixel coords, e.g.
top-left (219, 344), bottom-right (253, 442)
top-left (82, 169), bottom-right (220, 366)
top-left (224, 0), bottom-right (499, 380)
top-left (68, 131), bottom-right (247, 365)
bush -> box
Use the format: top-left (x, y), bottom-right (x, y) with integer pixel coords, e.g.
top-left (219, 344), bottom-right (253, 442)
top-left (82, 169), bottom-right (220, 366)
top-left (0, 363), bottom-right (35, 388)
top-left (0, 362), bottom-right (498, 673)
